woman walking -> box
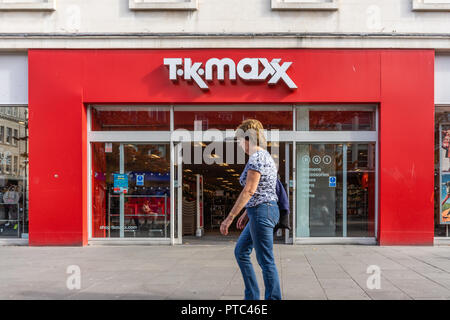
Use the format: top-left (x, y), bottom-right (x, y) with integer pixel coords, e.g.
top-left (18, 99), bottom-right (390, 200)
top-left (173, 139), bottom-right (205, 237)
top-left (220, 119), bottom-right (282, 300)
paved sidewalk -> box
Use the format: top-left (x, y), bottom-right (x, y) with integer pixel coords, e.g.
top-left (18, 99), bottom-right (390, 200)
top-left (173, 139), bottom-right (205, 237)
top-left (0, 243), bottom-right (450, 300)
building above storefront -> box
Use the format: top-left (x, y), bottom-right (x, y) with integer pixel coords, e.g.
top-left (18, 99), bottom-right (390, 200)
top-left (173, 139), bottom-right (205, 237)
top-left (0, 1), bottom-right (450, 49)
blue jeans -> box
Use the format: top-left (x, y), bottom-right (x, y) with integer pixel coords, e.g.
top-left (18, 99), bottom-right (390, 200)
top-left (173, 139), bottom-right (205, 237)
top-left (234, 201), bottom-right (282, 300)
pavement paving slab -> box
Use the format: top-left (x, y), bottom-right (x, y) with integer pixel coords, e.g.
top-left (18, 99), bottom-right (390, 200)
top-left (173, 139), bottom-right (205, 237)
top-left (0, 244), bottom-right (449, 300)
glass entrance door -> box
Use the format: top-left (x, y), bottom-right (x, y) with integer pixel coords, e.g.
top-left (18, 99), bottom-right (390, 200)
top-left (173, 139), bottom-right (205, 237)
top-left (91, 142), bottom-right (171, 239)
top-left (296, 143), bottom-right (376, 238)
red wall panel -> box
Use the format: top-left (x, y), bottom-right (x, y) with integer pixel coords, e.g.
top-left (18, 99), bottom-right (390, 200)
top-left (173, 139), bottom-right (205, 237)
top-left (379, 51), bottom-right (435, 245)
top-left (28, 51), bottom-right (85, 246)
top-left (82, 49), bottom-right (381, 103)
top-left (28, 49), bottom-right (434, 246)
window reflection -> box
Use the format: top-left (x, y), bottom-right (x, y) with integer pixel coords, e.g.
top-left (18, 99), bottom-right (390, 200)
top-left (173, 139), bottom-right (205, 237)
top-left (296, 143), bottom-right (375, 238)
top-left (91, 143), bottom-right (171, 238)
top-left (435, 109), bottom-right (450, 237)
top-left (91, 106), bottom-right (170, 131)
top-left (174, 107), bottom-right (293, 131)
top-left (346, 143), bottom-right (376, 237)
top-left (0, 106), bottom-right (28, 238)
top-left (296, 106), bottom-right (376, 131)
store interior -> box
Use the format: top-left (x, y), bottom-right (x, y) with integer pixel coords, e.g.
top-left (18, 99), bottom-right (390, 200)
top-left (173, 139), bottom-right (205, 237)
top-left (181, 142), bottom-right (289, 242)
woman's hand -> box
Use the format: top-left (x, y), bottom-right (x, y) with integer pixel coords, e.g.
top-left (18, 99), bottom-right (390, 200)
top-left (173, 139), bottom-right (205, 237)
top-left (236, 210), bottom-right (248, 230)
top-left (220, 216), bottom-right (234, 236)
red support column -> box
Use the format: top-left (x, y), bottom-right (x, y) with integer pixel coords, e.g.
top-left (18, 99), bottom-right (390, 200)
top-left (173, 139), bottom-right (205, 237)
top-left (28, 50), bottom-right (87, 246)
top-left (379, 50), bottom-right (435, 245)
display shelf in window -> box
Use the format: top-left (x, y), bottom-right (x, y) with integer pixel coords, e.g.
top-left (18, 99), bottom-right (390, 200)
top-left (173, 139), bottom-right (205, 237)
top-left (210, 197), bottom-right (226, 229)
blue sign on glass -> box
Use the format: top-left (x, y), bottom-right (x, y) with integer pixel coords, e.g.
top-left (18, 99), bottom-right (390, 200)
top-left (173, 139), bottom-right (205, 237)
top-left (113, 174), bottom-right (128, 193)
top-left (136, 174), bottom-right (145, 186)
top-left (329, 176), bottom-right (336, 188)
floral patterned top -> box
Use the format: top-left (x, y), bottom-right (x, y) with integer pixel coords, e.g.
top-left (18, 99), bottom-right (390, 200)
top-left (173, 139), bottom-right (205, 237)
top-left (239, 149), bottom-right (278, 208)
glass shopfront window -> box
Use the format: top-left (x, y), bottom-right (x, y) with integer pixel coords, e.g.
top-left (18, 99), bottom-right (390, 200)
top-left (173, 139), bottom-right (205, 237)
top-left (0, 106), bottom-right (28, 239)
top-left (91, 106), bottom-right (170, 131)
top-left (295, 105), bottom-right (377, 239)
top-left (91, 142), bottom-right (171, 238)
top-left (88, 105), bottom-right (376, 243)
top-left (296, 143), bottom-right (376, 238)
top-left (435, 108), bottom-right (450, 237)
top-left (296, 106), bottom-right (376, 131)
top-left (174, 106), bottom-right (293, 131)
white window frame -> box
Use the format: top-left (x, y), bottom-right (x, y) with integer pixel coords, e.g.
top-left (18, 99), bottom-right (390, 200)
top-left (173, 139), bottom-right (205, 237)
top-left (129, 0), bottom-right (197, 11)
top-left (0, 0), bottom-right (56, 11)
top-left (87, 104), bottom-right (378, 246)
top-left (292, 105), bottom-right (378, 245)
top-left (413, 0), bottom-right (450, 11)
top-left (87, 105), bottom-right (174, 245)
top-left (435, 106), bottom-right (450, 240)
top-left (271, 0), bottom-right (338, 11)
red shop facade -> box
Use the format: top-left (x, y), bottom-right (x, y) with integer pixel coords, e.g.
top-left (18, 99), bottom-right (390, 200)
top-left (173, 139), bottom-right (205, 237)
top-left (28, 49), bottom-right (434, 246)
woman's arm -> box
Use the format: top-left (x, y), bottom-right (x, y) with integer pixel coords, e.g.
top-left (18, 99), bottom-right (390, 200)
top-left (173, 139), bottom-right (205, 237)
top-left (220, 170), bottom-right (260, 235)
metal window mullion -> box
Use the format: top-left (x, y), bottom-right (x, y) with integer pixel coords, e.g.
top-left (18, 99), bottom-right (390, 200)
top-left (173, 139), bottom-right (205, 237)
top-left (177, 143), bottom-right (183, 243)
top-left (292, 141), bottom-right (296, 243)
top-left (375, 106), bottom-right (380, 240)
top-left (285, 142), bottom-right (290, 244)
top-left (119, 143), bottom-right (125, 238)
top-left (170, 141), bottom-right (175, 245)
top-left (88, 131), bottom-right (172, 142)
top-left (87, 105), bottom-right (92, 240)
top-left (343, 144), bottom-right (348, 238)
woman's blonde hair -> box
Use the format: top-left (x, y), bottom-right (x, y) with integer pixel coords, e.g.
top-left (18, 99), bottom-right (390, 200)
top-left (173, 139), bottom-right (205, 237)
top-left (235, 119), bottom-right (267, 149)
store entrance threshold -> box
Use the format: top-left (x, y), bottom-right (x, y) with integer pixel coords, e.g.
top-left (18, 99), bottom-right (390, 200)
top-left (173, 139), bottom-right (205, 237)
top-left (182, 232), bottom-right (240, 245)
top-left (182, 234), bottom-right (288, 245)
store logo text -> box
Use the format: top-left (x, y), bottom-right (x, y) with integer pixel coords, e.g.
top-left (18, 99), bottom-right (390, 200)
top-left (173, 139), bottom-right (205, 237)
top-left (164, 57), bottom-right (298, 90)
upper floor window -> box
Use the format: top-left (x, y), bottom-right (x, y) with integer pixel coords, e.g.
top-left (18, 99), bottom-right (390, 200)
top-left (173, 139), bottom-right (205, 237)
top-left (271, 0), bottom-right (338, 10)
top-left (0, 126), bottom-right (4, 144)
top-left (13, 156), bottom-right (18, 175)
top-left (0, 0), bottom-right (56, 11)
top-left (5, 154), bottom-right (11, 173)
top-left (13, 129), bottom-right (18, 146)
top-left (6, 128), bottom-right (12, 144)
top-left (413, 0), bottom-right (450, 11)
